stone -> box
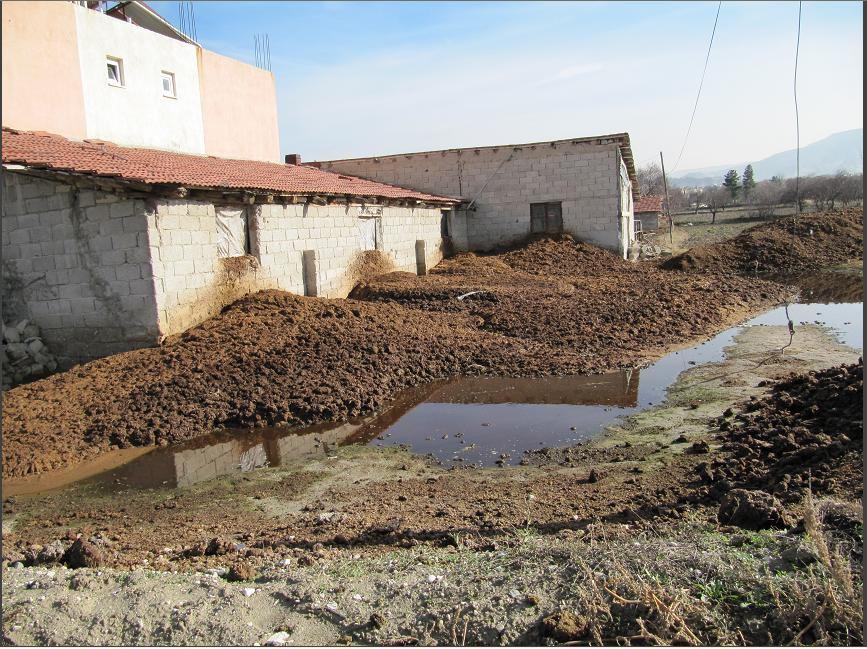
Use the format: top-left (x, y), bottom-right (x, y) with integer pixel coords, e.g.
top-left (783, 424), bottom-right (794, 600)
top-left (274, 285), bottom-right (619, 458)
top-left (264, 631), bottom-right (291, 646)
top-left (718, 489), bottom-right (792, 530)
top-left (540, 610), bottom-right (589, 642)
top-left (62, 538), bottom-right (104, 568)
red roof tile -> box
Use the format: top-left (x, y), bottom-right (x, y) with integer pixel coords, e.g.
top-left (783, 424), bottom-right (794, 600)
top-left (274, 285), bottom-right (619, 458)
top-left (1, 129), bottom-right (460, 204)
top-left (634, 195), bottom-right (664, 213)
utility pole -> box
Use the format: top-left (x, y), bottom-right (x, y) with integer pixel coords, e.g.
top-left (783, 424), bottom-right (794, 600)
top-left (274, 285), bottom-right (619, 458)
top-left (660, 151), bottom-right (673, 245)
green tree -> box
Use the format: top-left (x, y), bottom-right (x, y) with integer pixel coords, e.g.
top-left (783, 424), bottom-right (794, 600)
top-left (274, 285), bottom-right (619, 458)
top-left (742, 164), bottom-right (756, 198)
top-left (723, 169), bottom-right (741, 200)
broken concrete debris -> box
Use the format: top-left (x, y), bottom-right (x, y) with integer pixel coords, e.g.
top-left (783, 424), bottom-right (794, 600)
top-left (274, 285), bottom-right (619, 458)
top-left (2, 319), bottom-right (59, 390)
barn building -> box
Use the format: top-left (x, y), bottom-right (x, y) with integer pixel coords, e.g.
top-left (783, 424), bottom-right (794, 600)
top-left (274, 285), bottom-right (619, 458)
top-left (312, 133), bottom-right (638, 258)
top-left (1, 129), bottom-right (458, 368)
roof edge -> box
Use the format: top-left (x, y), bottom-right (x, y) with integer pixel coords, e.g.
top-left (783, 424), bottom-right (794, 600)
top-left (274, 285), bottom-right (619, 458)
top-left (313, 132), bottom-right (633, 164)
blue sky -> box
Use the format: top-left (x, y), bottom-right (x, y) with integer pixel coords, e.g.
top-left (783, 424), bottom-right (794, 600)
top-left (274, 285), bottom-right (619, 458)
top-left (152, 1), bottom-right (862, 172)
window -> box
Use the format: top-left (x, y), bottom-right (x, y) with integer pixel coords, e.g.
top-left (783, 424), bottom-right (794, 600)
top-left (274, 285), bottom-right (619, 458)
top-left (106, 56), bottom-right (124, 87)
top-left (161, 71), bottom-right (176, 98)
top-left (530, 202), bottom-right (563, 234)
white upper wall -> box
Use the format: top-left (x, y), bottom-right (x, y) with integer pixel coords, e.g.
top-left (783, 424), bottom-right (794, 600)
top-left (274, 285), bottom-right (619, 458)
top-left (73, 3), bottom-right (206, 153)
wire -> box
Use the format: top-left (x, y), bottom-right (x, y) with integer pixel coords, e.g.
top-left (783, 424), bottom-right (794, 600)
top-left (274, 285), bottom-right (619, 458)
top-left (794, 1), bottom-right (802, 216)
top-left (671, 1), bottom-right (722, 173)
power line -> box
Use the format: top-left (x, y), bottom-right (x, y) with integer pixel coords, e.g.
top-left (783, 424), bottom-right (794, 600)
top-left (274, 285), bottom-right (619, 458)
top-left (793, 1), bottom-right (802, 216)
top-left (671, 1), bottom-right (722, 173)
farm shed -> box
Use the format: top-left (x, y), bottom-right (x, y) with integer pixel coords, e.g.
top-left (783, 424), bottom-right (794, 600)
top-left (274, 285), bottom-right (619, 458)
top-left (312, 132), bottom-right (637, 258)
top-left (633, 195), bottom-right (666, 231)
top-left (1, 128), bottom-right (459, 368)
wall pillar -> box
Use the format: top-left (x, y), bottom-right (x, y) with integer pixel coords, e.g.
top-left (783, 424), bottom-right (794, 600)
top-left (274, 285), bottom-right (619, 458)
top-left (302, 250), bottom-right (318, 296)
top-left (415, 240), bottom-right (427, 276)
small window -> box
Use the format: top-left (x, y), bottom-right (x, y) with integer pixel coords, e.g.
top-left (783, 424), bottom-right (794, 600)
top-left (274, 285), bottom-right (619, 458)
top-left (161, 71), bottom-right (176, 98)
top-left (530, 202), bottom-right (563, 234)
top-left (106, 56), bottom-right (124, 87)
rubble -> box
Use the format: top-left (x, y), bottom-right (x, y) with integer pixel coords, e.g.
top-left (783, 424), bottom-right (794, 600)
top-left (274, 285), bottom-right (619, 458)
top-left (2, 319), bottom-right (59, 391)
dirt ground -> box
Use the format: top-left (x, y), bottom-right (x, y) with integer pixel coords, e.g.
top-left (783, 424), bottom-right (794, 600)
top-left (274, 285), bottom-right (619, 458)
top-left (663, 209), bottom-right (863, 275)
top-left (3, 237), bottom-right (792, 479)
top-left (2, 323), bottom-right (862, 646)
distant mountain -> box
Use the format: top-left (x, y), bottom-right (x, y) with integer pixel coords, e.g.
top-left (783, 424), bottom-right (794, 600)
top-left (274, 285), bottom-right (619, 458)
top-left (670, 128), bottom-right (863, 188)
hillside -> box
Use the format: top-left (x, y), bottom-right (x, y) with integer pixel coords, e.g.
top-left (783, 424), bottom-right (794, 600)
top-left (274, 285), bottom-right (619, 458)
top-left (672, 128), bottom-right (863, 187)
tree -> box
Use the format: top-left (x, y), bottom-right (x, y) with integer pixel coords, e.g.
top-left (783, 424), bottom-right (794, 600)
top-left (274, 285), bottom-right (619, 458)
top-left (722, 169), bottom-right (741, 200)
top-left (635, 162), bottom-right (665, 197)
top-left (742, 164), bottom-right (757, 199)
top-left (698, 186), bottom-right (729, 223)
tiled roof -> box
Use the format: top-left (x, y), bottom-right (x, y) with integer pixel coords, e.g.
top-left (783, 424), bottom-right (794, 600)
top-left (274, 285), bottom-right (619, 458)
top-left (1, 129), bottom-right (460, 204)
top-left (634, 195), bottom-right (664, 213)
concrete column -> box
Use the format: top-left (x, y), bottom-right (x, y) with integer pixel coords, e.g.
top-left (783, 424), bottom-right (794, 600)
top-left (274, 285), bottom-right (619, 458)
top-left (415, 240), bottom-right (427, 276)
top-left (302, 250), bottom-right (318, 296)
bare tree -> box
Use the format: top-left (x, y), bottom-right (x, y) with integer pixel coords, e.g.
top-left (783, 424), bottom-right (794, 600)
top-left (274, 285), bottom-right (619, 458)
top-left (635, 162), bottom-right (665, 197)
top-left (698, 186), bottom-right (729, 223)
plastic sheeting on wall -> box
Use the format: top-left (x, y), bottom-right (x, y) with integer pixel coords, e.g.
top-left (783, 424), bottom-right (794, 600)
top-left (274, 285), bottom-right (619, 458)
top-left (357, 217), bottom-right (377, 251)
top-left (216, 206), bottom-right (248, 257)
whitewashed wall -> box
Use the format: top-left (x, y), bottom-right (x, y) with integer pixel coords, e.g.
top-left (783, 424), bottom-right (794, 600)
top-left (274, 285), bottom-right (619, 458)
top-left (147, 200), bottom-right (445, 337)
top-left (3, 172), bottom-right (446, 364)
top-left (73, 3), bottom-right (206, 153)
top-left (319, 141), bottom-right (633, 257)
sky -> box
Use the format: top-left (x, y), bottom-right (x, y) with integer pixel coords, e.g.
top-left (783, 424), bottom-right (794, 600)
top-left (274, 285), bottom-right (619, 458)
top-left (151, 1), bottom-right (863, 173)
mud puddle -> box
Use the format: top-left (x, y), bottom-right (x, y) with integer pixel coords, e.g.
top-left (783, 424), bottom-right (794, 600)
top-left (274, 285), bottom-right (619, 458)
top-left (5, 276), bottom-right (861, 495)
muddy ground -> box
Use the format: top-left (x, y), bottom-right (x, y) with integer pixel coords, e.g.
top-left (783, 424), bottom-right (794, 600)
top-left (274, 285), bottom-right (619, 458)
top-left (663, 209), bottom-right (863, 275)
top-left (3, 237), bottom-right (794, 479)
top-left (2, 322), bottom-right (862, 646)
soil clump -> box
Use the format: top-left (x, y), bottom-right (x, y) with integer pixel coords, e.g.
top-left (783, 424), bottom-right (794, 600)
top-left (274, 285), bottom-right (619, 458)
top-left (699, 360), bottom-right (863, 504)
top-left (663, 209), bottom-right (863, 275)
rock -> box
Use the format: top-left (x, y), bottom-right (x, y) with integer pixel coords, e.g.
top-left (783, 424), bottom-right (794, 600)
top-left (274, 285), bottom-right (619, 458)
top-left (62, 538), bottom-right (104, 568)
top-left (781, 542), bottom-right (819, 566)
top-left (4, 327), bottom-right (20, 344)
top-left (264, 631), bottom-right (291, 646)
top-left (673, 434), bottom-right (689, 444)
top-left (690, 440), bottom-right (710, 454)
top-left (225, 563), bottom-right (255, 582)
top-left (242, 587), bottom-right (256, 597)
top-left (205, 537), bottom-right (237, 556)
top-left (27, 339), bottom-right (45, 354)
top-left (718, 489), bottom-right (792, 530)
top-left (34, 540), bottom-right (66, 565)
top-left (540, 610), bottom-right (589, 642)
top-left (368, 612), bottom-right (387, 629)
top-left (587, 469), bottom-right (600, 483)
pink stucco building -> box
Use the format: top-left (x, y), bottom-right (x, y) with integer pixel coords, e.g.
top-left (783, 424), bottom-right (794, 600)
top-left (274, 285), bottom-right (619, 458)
top-left (2, 1), bottom-right (280, 163)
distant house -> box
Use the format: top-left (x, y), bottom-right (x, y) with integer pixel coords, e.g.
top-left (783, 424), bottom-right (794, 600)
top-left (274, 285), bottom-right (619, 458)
top-left (313, 133), bottom-right (638, 259)
top-left (633, 195), bottom-right (666, 231)
top-left (2, 0), bottom-right (280, 162)
top-left (2, 129), bottom-right (458, 367)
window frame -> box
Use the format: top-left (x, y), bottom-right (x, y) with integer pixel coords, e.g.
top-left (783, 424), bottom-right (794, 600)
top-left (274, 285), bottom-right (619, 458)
top-left (529, 201), bottom-right (563, 234)
top-left (160, 71), bottom-right (176, 99)
top-left (106, 56), bottom-right (124, 87)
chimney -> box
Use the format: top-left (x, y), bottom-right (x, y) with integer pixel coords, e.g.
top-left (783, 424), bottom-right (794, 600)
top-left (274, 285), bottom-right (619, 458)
top-left (285, 154), bottom-right (301, 165)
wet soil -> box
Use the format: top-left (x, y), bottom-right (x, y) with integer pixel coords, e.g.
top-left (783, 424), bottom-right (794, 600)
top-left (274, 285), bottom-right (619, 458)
top-left (2, 323), bottom-right (858, 573)
top-left (3, 237), bottom-right (790, 479)
top-left (663, 209), bottom-right (863, 275)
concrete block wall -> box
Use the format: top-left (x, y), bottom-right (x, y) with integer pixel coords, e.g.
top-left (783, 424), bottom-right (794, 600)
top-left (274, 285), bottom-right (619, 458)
top-left (148, 200), bottom-right (445, 337)
top-left (1, 172), bottom-right (160, 366)
top-left (2, 171), bottom-right (446, 362)
top-left (319, 142), bottom-right (630, 255)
